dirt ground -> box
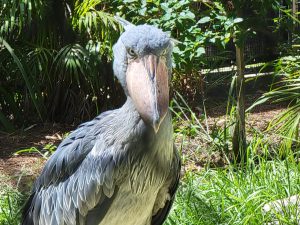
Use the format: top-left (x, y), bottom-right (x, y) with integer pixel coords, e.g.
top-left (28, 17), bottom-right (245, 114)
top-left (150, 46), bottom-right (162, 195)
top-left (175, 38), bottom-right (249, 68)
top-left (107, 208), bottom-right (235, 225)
top-left (0, 96), bottom-right (285, 192)
top-left (0, 123), bottom-right (74, 192)
top-left (176, 96), bottom-right (285, 172)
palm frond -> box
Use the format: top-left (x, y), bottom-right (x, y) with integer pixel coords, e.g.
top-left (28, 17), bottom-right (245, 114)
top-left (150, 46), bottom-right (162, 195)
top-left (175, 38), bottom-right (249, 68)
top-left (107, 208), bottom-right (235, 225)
top-left (0, 0), bottom-right (44, 37)
top-left (0, 38), bottom-right (45, 120)
top-left (252, 55), bottom-right (300, 153)
top-left (53, 43), bottom-right (91, 84)
top-left (27, 46), bottom-right (55, 87)
top-left (73, 0), bottom-right (121, 57)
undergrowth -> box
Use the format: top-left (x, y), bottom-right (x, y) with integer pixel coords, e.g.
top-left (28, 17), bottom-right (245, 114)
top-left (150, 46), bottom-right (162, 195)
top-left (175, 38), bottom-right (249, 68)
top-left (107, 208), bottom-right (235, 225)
top-left (167, 152), bottom-right (300, 225)
top-left (166, 93), bottom-right (300, 225)
top-left (0, 178), bottom-right (24, 225)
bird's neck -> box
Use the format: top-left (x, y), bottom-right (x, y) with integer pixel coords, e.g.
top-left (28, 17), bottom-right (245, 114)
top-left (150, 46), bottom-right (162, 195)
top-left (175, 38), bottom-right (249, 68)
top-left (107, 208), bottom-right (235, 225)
top-left (122, 97), bottom-right (139, 114)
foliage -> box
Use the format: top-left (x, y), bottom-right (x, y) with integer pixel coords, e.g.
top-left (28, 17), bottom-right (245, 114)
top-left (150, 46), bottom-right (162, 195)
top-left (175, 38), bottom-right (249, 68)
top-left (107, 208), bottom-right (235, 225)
top-left (0, 179), bottom-right (24, 225)
top-left (113, 0), bottom-right (248, 102)
top-left (0, 0), bottom-right (123, 131)
top-left (14, 143), bottom-right (57, 159)
top-left (249, 8), bottom-right (300, 155)
top-left (171, 91), bottom-right (234, 155)
top-left (166, 144), bottom-right (300, 224)
top-left (252, 55), bottom-right (300, 155)
top-left (0, 0), bottom-right (290, 131)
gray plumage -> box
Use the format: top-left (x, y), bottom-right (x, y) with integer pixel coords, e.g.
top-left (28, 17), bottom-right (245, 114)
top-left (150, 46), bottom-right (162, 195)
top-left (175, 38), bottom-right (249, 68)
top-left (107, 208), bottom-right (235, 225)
top-left (22, 18), bottom-right (180, 225)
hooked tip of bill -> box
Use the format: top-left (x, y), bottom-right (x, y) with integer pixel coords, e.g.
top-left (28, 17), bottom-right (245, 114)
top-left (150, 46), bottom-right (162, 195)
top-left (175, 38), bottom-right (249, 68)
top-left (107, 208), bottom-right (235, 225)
top-left (151, 111), bottom-right (167, 133)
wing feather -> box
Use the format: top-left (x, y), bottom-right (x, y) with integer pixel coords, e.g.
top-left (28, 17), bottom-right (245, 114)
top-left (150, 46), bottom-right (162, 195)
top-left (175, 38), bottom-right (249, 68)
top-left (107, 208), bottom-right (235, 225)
top-left (21, 111), bottom-right (124, 225)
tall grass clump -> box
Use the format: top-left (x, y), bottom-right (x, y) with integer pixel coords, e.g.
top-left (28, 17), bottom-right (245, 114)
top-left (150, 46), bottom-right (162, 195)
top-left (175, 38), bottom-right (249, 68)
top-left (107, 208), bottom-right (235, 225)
top-left (0, 177), bottom-right (25, 225)
top-left (166, 140), bottom-right (300, 225)
top-left (169, 87), bottom-right (300, 224)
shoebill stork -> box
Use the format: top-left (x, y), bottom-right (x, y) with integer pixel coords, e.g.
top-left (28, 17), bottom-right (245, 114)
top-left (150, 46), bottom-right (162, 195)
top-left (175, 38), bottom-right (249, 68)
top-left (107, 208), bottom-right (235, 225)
top-left (22, 17), bottom-right (181, 225)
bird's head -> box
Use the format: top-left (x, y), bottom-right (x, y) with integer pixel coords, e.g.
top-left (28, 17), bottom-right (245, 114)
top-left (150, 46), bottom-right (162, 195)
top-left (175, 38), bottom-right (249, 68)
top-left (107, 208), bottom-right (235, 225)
top-left (113, 17), bottom-right (173, 133)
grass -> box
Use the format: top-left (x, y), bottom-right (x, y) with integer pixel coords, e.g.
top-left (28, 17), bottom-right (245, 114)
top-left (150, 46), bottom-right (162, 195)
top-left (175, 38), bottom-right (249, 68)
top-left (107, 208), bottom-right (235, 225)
top-left (0, 175), bottom-right (25, 225)
top-left (166, 95), bottom-right (300, 225)
top-left (0, 190), bottom-right (24, 225)
top-left (166, 155), bottom-right (300, 225)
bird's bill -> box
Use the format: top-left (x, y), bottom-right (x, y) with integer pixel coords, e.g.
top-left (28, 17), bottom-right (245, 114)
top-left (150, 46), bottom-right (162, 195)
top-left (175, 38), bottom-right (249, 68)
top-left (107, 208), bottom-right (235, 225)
top-left (126, 54), bottom-right (169, 132)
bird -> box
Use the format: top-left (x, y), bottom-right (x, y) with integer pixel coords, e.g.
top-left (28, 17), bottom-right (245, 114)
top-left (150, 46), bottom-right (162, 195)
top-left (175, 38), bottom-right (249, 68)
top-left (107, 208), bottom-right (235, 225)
top-left (21, 17), bottom-right (181, 225)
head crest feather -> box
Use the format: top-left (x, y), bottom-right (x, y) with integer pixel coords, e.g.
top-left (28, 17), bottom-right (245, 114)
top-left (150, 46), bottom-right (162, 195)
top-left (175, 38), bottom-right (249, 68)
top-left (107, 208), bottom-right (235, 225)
top-left (114, 16), bottom-right (135, 31)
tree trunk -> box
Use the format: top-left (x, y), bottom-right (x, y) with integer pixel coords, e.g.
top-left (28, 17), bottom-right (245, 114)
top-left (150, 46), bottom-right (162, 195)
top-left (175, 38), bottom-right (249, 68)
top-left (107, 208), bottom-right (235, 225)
top-left (232, 44), bottom-right (246, 163)
top-left (292, 0), bottom-right (298, 44)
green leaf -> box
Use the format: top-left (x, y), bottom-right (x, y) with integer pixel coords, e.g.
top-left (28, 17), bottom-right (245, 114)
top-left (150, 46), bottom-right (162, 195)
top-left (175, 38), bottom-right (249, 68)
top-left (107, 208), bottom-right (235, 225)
top-left (198, 16), bottom-right (210, 24)
top-left (195, 47), bottom-right (205, 57)
top-left (233, 18), bottom-right (243, 24)
top-left (185, 11), bottom-right (195, 20)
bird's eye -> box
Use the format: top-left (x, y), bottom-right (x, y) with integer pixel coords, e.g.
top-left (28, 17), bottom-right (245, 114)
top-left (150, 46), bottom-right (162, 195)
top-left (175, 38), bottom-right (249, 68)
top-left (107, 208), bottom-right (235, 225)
top-left (128, 48), bottom-right (136, 57)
